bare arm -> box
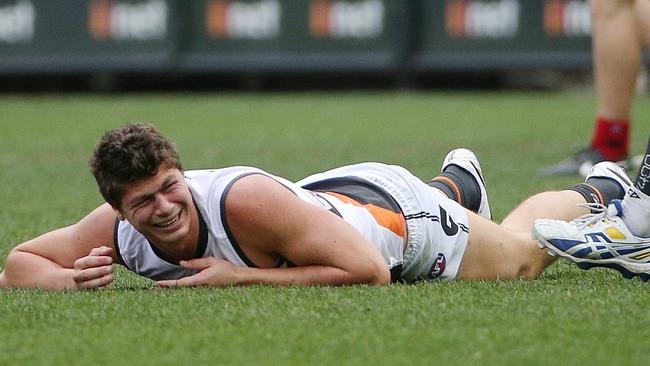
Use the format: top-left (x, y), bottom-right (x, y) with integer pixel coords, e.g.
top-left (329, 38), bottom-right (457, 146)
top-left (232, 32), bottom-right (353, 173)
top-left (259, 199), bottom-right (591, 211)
top-left (1, 204), bottom-right (118, 290)
top-left (159, 257), bottom-right (388, 287)
top-left (158, 174), bottom-right (390, 287)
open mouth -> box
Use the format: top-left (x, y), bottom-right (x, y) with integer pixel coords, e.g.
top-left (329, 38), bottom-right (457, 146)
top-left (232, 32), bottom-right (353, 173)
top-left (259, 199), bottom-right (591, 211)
top-left (154, 211), bottom-right (181, 229)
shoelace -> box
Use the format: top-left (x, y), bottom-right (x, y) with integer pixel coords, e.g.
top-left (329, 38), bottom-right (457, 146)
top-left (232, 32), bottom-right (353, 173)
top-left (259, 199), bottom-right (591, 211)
top-left (570, 203), bottom-right (610, 229)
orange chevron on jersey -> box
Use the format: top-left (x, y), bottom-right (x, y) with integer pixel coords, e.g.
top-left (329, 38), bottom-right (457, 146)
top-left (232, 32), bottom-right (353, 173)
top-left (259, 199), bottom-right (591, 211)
top-left (324, 191), bottom-right (406, 238)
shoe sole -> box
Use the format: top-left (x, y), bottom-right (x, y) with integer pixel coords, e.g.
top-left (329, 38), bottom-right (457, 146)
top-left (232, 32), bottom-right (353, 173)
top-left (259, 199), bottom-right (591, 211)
top-left (533, 228), bottom-right (650, 282)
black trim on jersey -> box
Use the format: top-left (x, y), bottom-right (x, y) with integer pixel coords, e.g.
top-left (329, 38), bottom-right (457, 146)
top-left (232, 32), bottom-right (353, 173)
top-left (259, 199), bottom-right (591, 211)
top-left (113, 218), bottom-right (126, 267)
top-left (148, 240), bottom-right (178, 265)
top-left (302, 176), bottom-right (403, 215)
top-left (195, 205), bottom-right (209, 258)
top-left (390, 264), bottom-right (403, 283)
top-left (220, 172), bottom-right (264, 268)
top-left (147, 201), bottom-right (209, 266)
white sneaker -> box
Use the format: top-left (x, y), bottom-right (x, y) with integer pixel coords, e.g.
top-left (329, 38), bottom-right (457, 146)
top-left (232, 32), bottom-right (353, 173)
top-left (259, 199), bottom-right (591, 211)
top-left (585, 161), bottom-right (632, 193)
top-left (534, 204), bottom-right (650, 281)
top-left (441, 148), bottom-right (491, 220)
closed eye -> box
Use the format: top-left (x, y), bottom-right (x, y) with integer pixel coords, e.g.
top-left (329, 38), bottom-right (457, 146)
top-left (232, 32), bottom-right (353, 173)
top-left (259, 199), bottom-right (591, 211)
top-left (164, 181), bottom-right (179, 192)
top-left (131, 196), bottom-right (152, 211)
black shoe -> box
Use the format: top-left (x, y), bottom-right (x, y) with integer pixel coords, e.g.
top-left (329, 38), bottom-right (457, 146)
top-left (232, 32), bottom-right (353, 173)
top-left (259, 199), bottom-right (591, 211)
top-left (537, 147), bottom-right (628, 177)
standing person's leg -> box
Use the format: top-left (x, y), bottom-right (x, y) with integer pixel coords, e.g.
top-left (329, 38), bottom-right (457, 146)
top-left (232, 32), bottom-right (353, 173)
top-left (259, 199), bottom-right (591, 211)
top-left (613, 0), bottom-right (650, 237)
top-left (619, 135), bottom-right (650, 237)
top-left (538, 0), bottom-right (640, 176)
top-left (636, 0), bottom-right (650, 46)
top-left (590, 0), bottom-right (640, 161)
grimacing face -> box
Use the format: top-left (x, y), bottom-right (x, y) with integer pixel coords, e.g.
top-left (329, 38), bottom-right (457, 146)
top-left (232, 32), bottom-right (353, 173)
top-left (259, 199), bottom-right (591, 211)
top-left (116, 166), bottom-right (194, 247)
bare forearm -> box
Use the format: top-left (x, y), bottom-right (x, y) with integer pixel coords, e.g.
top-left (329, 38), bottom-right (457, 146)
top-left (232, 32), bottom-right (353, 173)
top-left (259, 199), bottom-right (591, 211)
top-left (233, 265), bottom-right (389, 286)
top-left (3, 250), bottom-right (76, 290)
top-left (156, 257), bottom-right (391, 288)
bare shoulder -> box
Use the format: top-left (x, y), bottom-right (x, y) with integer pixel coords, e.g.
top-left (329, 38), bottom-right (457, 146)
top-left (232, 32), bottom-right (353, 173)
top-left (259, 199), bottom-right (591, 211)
top-left (225, 173), bottom-right (296, 214)
top-left (224, 173), bottom-right (319, 227)
top-left (224, 173), bottom-right (302, 230)
top-left (223, 173), bottom-right (314, 256)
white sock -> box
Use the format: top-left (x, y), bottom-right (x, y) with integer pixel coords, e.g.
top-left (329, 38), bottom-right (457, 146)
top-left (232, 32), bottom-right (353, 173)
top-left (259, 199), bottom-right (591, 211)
top-left (621, 187), bottom-right (650, 237)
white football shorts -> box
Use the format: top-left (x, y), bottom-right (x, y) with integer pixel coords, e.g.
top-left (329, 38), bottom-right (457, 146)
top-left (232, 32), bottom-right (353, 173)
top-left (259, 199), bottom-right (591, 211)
top-left (298, 162), bottom-right (470, 282)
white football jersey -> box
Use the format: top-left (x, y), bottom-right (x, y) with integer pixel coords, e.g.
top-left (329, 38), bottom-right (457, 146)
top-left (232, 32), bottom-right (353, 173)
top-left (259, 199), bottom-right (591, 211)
top-left (114, 166), bottom-right (408, 281)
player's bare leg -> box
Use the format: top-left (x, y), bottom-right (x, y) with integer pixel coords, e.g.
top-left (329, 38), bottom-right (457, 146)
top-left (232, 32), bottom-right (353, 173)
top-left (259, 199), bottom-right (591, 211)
top-left (458, 162), bottom-right (631, 280)
top-left (457, 191), bottom-right (588, 280)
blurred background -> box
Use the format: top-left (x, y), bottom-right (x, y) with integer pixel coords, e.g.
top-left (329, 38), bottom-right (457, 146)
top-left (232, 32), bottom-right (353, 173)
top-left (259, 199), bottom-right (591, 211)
top-left (1, 0), bottom-right (647, 92)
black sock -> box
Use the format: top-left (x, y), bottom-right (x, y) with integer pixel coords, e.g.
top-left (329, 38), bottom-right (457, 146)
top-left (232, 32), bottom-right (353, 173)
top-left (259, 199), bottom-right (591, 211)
top-left (428, 165), bottom-right (481, 212)
top-left (567, 177), bottom-right (625, 206)
top-left (634, 136), bottom-right (650, 195)
top-left (429, 176), bottom-right (458, 202)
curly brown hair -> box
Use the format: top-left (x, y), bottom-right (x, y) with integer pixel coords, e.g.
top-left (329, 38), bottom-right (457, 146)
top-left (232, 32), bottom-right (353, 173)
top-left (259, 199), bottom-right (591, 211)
top-left (89, 122), bottom-right (183, 209)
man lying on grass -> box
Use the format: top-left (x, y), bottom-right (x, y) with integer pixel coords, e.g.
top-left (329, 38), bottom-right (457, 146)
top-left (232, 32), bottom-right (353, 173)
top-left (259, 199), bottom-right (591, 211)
top-left (0, 122), bottom-right (636, 289)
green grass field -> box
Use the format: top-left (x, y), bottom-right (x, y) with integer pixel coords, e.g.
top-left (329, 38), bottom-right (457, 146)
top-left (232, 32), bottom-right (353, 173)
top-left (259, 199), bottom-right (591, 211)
top-left (1, 92), bottom-right (649, 365)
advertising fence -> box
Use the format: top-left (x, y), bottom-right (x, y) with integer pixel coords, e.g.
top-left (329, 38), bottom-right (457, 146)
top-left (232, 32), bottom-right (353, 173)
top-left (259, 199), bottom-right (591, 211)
top-left (0, 0), bottom-right (644, 76)
top-left (413, 0), bottom-right (593, 70)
